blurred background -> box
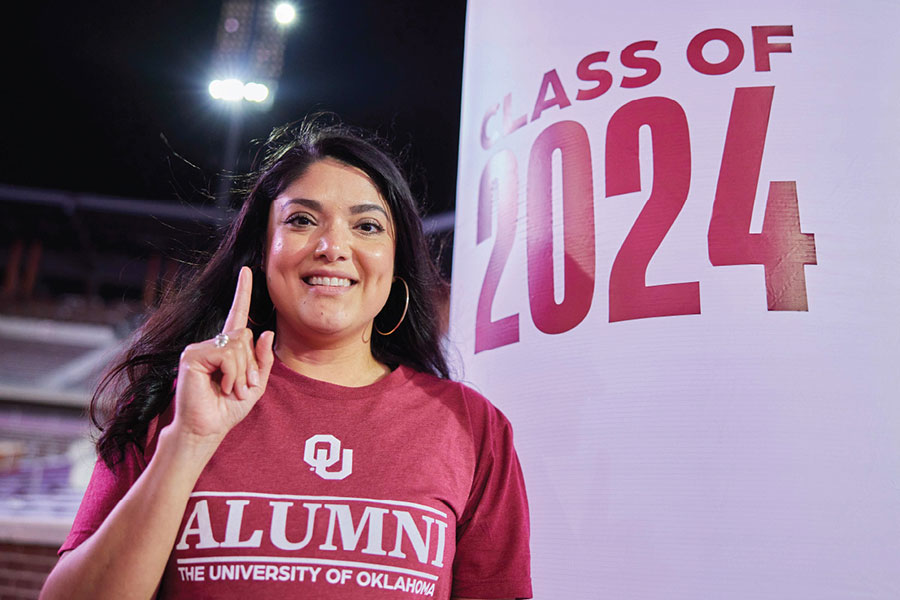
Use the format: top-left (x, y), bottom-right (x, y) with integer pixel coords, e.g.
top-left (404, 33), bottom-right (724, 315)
top-left (0, 2), bottom-right (466, 596)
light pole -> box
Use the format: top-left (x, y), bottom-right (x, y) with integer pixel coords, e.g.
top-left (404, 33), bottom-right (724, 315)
top-left (208, 0), bottom-right (297, 207)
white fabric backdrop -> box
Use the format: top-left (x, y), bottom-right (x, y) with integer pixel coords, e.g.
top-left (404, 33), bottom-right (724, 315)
top-left (449, 1), bottom-right (900, 598)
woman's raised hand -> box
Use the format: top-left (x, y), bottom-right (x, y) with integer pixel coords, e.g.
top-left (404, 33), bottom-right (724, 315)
top-left (172, 266), bottom-right (275, 446)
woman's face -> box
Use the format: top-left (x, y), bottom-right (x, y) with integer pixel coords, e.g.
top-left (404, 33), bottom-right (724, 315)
top-left (264, 158), bottom-right (395, 346)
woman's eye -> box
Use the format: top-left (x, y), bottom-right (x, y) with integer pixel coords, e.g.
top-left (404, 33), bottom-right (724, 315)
top-left (357, 221), bottom-right (385, 234)
top-left (286, 214), bottom-right (314, 227)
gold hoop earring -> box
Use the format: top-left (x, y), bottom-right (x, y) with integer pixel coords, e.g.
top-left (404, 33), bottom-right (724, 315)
top-left (375, 276), bottom-right (410, 336)
top-left (248, 306), bottom-right (275, 327)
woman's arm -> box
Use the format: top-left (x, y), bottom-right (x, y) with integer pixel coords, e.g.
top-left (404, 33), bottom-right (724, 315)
top-left (40, 267), bottom-right (274, 600)
top-left (40, 428), bottom-right (219, 600)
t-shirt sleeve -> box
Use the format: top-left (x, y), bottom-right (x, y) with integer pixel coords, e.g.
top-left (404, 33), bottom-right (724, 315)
top-left (58, 443), bottom-right (146, 555)
top-left (58, 406), bottom-right (171, 556)
top-left (452, 385), bottom-right (532, 599)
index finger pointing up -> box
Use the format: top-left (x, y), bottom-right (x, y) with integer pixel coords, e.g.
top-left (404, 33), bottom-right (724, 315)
top-left (224, 266), bottom-right (253, 331)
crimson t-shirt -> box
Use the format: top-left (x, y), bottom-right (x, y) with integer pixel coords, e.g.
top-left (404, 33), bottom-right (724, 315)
top-left (62, 360), bottom-right (532, 599)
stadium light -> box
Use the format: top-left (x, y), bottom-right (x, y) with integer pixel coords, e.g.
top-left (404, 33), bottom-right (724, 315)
top-left (210, 0), bottom-right (295, 207)
top-left (242, 82), bottom-right (269, 103)
top-left (274, 3), bottom-right (297, 25)
top-left (208, 78), bottom-right (245, 102)
top-left (209, 79), bottom-right (270, 103)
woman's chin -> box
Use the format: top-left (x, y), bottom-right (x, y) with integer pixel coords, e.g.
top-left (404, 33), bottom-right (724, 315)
top-left (280, 316), bottom-right (370, 345)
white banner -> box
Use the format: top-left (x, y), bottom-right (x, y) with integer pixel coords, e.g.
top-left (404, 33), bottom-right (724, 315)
top-left (449, 1), bottom-right (900, 598)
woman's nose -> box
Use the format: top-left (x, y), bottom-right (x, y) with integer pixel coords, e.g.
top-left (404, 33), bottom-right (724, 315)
top-left (314, 226), bottom-right (349, 262)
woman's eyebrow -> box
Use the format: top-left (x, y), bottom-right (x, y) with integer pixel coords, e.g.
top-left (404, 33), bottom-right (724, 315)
top-left (282, 198), bottom-right (322, 211)
top-left (281, 198), bottom-right (386, 218)
top-left (350, 203), bottom-right (389, 217)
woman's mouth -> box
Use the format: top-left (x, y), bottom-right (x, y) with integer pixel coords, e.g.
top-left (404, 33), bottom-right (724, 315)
top-left (304, 276), bottom-right (355, 287)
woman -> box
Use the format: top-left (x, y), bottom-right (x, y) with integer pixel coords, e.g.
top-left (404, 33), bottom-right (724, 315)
top-left (40, 117), bottom-right (531, 600)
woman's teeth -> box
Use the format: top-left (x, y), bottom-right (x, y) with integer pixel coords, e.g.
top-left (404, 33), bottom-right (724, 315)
top-left (306, 276), bottom-right (352, 287)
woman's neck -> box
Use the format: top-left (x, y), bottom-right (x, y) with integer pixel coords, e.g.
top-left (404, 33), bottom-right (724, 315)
top-left (272, 326), bottom-right (391, 387)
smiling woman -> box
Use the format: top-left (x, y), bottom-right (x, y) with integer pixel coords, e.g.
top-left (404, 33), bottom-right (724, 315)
top-left (39, 116), bottom-right (532, 600)
top-left (265, 159), bottom-right (398, 377)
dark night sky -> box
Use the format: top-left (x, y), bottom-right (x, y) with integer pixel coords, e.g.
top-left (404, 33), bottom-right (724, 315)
top-left (1, 1), bottom-right (467, 216)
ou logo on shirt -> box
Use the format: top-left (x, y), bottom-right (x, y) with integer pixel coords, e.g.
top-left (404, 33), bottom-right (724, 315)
top-left (304, 434), bottom-right (353, 480)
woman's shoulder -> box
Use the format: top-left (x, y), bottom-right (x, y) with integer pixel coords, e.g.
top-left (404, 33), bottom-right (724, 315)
top-left (403, 367), bottom-right (509, 426)
top-left (404, 366), bottom-right (478, 398)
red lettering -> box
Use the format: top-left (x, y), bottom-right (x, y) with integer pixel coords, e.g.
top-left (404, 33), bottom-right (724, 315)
top-left (708, 86), bottom-right (816, 310)
top-left (620, 41), bottom-right (661, 88)
top-left (606, 97), bottom-right (700, 322)
top-left (480, 102), bottom-right (500, 150)
top-left (502, 92), bottom-right (528, 135)
top-left (575, 51), bottom-right (613, 101)
top-left (531, 69), bottom-right (572, 121)
top-left (475, 150), bottom-right (520, 353)
top-left (526, 121), bottom-right (596, 334)
top-left (751, 25), bottom-right (793, 71)
top-left (687, 28), bottom-right (744, 75)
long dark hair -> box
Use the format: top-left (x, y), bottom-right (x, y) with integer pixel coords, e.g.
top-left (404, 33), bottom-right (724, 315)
top-left (92, 115), bottom-right (450, 467)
